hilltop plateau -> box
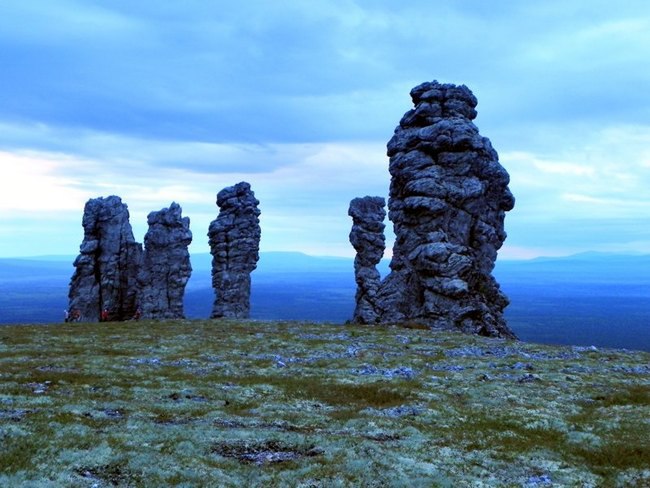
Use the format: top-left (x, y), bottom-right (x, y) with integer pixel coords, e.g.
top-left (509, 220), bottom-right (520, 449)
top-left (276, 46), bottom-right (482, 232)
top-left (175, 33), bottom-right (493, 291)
top-left (1, 319), bottom-right (648, 486)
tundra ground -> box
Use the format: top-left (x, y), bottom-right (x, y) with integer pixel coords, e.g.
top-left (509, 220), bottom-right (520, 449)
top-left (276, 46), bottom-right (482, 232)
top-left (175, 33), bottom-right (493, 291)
top-left (0, 320), bottom-right (648, 487)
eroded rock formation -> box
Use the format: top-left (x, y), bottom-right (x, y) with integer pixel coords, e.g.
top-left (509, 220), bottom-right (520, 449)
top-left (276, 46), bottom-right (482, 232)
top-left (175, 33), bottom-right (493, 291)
top-left (138, 202), bottom-right (192, 319)
top-left (348, 196), bottom-right (386, 324)
top-left (208, 182), bottom-right (261, 319)
top-left (350, 81), bottom-right (516, 338)
top-left (68, 196), bottom-right (142, 321)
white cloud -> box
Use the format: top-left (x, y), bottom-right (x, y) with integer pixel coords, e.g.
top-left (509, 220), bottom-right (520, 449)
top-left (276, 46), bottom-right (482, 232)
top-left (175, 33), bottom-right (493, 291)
top-left (0, 137), bottom-right (391, 257)
top-left (1, 1), bottom-right (650, 259)
top-left (0, 1), bottom-right (145, 44)
top-left (499, 123), bottom-right (650, 257)
top-left (0, 151), bottom-right (92, 213)
top-left (532, 161), bottom-right (595, 177)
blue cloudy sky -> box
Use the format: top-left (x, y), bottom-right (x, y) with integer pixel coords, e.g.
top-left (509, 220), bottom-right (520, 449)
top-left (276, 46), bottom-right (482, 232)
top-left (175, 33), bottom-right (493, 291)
top-left (1, 1), bottom-right (649, 259)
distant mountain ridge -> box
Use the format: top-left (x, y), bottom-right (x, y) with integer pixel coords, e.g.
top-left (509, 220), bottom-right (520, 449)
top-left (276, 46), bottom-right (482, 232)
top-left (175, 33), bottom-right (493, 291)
top-left (0, 252), bottom-right (648, 351)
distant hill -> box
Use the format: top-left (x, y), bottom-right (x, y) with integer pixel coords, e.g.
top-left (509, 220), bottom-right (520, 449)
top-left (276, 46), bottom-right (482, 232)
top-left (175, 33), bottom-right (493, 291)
top-left (0, 252), bottom-right (648, 351)
top-left (494, 254), bottom-right (650, 351)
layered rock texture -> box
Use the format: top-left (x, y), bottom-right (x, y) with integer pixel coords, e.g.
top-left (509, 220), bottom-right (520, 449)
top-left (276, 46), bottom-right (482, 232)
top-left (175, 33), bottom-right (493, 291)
top-left (350, 81), bottom-right (516, 338)
top-left (68, 196), bottom-right (142, 322)
top-left (138, 203), bottom-right (193, 319)
top-left (208, 182), bottom-right (261, 319)
top-left (348, 196), bottom-right (386, 324)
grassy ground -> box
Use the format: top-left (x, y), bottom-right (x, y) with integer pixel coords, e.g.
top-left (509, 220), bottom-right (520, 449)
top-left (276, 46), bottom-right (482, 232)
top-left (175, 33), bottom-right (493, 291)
top-left (0, 320), bottom-right (648, 487)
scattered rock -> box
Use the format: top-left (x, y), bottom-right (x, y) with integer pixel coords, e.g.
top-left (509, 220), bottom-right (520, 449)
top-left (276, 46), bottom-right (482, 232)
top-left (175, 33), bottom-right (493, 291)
top-left (68, 196), bottom-right (142, 322)
top-left (511, 362), bottom-right (535, 371)
top-left (517, 373), bottom-right (541, 383)
top-left (429, 363), bottom-right (466, 372)
top-left (75, 462), bottom-right (140, 486)
top-left (138, 202), bottom-right (192, 319)
top-left (369, 405), bottom-right (423, 418)
top-left (0, 409), bottom-right (32, 421)
top-left (103, 408), bottom-right (125, 418)
top-left (211, 440), bottom-right (322, 465)
top-left (131, 357), bottom-right (162, 366)
top-left (27, 381), bottom-right (51, 394)
top-left (355, 364), bottom-right (417, 379)
top-left (364, 432), bottom-right (402, 442)
top-left (208, 182), bottom-right (261, 319)
top-left (525, 474), bottom-right (553, 486)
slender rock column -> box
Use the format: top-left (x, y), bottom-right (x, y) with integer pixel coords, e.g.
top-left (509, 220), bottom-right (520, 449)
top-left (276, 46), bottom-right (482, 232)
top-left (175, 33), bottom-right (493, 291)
top-left (138, 202), bottom-right (192, 319)
top-left (208, 182), bottom-right (261, 319)
top-left (348, 196), bottom-right (386, 324)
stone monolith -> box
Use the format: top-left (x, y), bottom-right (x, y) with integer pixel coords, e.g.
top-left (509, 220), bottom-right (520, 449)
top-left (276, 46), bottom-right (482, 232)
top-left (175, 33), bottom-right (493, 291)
top-left (350, 81), bottom-right (516, 338)
top-left (348, 196), bottom-right (386, 324)
top-left (208, 182), bottom-right (261, 319)
top-left (68, 196), bottom-right (142, 321)
top-left (138, 202), bottom-right (192, 319)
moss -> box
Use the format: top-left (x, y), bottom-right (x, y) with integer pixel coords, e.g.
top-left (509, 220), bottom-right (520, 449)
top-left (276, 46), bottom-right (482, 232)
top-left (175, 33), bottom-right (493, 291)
top-left (0, 436), bottom-right (39, 473)
top-left (398, 321), bottom-right (431, 331)
top-left (436, 411), bottom-right (569, 461)
top-left (575, 439), bottom-right (649, 473)
top-left (595, 384), bottom-right (650, 407)
top-left (74, 461), bottom-right (143, 486)
top-left (0, 319), bottom-right (648, 485)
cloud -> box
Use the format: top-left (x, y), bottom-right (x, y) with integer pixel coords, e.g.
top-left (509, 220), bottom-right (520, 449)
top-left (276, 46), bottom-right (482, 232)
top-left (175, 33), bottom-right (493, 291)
top-left (0, 1), bottom-right (649, 259)
top-left (1, 1), bottom-right (645, 144)
top-left (0, 151), bottom-right (93, 213)
top-left (499, 124), bottom-right (650, 256)
top-left (0, 137), bottom-right (391, 257)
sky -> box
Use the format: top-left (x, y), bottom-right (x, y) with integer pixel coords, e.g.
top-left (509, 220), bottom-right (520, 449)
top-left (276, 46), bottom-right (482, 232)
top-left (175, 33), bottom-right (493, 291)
top-left (0, 1), bottom-right (649, 260)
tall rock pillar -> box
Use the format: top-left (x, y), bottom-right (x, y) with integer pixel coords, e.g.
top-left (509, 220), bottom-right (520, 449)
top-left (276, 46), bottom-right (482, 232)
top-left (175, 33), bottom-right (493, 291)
top-left (349, 81), bottom-right (516, 339)
top-left (138, 202), bottom-right (193, 319)
top-left (383, 81), bottom-right (515, 338)
top-left (68, 196), bottom-right (142, 322)
top-left (208, 182), bottom-right (261, 319)
top-left (348, 196), bottom-right (386, 324)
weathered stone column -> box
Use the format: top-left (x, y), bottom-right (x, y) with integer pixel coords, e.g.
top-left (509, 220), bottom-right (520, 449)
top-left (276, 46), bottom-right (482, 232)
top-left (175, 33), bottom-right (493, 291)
top-left (348, 196), bottom-right (386, 324)
top-left (208, 182), bottom-right (261, 319)
top-left (68, 196), bottom-right (142, 322)
top-left (138, 202), bottom-right (192, 319)
top-left (350, 81), bottom-right (516, 338)
top-left (378, 80), bottom-right (516, 338)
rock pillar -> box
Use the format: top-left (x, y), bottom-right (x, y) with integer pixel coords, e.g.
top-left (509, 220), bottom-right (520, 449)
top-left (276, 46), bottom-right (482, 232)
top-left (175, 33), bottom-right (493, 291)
top-left (68, 196), bottom-right (142, 322)
top-left (208, 182), bottom-right (261, 319)
top-left (348, 196), bottom-right (386, 324)
top-left (350, 81), bottom-right (516, 338)
top-left (138, 202), bottom-right (192, 319)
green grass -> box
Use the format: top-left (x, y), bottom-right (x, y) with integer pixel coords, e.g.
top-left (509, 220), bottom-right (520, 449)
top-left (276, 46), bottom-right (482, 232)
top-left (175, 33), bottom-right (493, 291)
top-left (0, 319), bottom-right (648, 486)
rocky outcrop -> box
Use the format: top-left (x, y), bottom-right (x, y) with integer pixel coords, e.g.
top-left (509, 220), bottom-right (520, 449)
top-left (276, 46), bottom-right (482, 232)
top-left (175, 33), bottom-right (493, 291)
top-left (348, 196), bottom-right (386, 324)
top-left (138, 202), bottom-right (192, 319)
top-left (350, 81), bottom-right (516, 338)
top-left (68, 196), bottom-right (142, 322)
top-left (208, 182), bottom-right (261, 319)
